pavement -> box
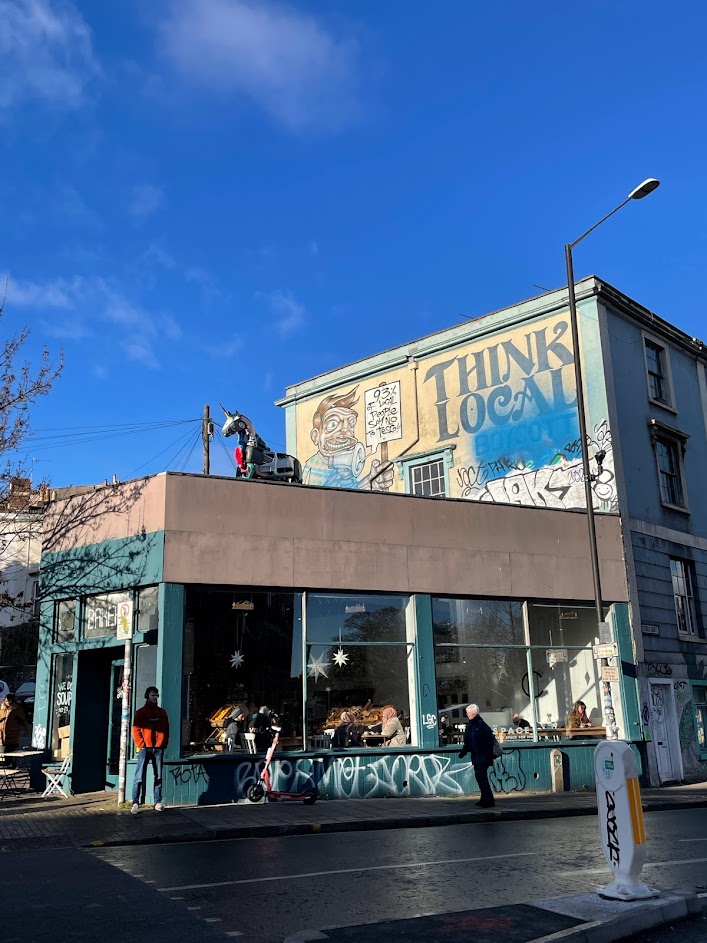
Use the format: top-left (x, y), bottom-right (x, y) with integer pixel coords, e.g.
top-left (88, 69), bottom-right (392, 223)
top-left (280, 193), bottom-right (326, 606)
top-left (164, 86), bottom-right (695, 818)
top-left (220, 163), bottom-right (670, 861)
top-left (1, 780), bottom-right (707, 851)
top-left (284, 892), bottom-right (705, 943)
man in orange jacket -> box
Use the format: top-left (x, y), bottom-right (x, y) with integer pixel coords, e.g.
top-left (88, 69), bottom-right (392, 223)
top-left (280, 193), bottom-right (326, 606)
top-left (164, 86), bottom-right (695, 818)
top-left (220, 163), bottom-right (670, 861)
top-left (131, 686), bottom-right (169, 814)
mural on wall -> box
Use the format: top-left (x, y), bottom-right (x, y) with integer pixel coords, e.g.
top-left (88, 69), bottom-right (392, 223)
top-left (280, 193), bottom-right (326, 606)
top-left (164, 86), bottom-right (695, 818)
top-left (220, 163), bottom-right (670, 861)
top-left (294, 312), bottom-right (617, 512)
top-left (675, 666), bottom-right (707, 777)
top-left (302, 385), bottom-right (397, 491)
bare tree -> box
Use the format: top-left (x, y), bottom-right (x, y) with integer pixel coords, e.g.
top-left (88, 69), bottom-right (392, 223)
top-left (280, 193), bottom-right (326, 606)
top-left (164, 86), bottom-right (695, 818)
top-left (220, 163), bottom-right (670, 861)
top-left (0, 291), bottom-right (62, 667)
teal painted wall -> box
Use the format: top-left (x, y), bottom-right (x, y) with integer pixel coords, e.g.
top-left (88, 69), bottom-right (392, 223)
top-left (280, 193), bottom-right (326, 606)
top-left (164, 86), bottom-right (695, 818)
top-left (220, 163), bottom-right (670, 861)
top-left (163, 741), bottom-right (644, 804)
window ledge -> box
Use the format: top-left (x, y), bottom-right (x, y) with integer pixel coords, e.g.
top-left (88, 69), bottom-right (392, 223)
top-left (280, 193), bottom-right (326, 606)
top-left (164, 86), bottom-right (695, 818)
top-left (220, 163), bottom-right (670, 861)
top-left (661, 501), bottom-right (690, 515)
top-left (649, 398), bottom-right (677, 415)
top-left (678, 633), bottom-right (707, 644)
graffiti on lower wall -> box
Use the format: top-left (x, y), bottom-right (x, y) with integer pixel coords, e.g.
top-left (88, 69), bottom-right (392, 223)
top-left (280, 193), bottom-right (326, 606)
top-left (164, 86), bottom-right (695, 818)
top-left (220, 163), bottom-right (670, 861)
top-left (675, 677), bottom-right (707, 776)
top-left (167, 749), bottom-right (558, 803)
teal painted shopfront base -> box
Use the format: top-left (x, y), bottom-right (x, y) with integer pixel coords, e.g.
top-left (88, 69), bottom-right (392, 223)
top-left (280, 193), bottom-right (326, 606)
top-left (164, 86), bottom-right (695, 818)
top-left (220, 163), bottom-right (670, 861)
top-left (161, 743), bottom-right (645, 806)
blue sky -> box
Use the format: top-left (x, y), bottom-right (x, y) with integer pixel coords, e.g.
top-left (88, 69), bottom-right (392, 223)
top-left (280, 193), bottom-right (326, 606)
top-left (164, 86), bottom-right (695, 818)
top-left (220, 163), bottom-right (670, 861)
top-left (2, 0), bottom-right (706, 486)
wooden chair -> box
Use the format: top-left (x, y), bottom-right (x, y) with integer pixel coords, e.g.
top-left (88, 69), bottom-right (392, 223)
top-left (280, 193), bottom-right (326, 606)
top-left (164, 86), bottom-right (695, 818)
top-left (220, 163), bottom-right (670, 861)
top-left (240, 733), bottom-right (257, 754)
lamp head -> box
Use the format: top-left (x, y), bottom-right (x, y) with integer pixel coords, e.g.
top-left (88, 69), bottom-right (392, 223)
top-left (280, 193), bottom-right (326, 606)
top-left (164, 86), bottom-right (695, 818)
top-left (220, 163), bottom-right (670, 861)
top-left (628, 178), bottom-right (660, 200)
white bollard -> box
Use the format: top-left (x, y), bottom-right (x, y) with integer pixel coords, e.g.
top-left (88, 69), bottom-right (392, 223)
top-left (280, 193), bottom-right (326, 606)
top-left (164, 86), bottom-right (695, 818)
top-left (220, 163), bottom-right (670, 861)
top-left (594, 741), bottom-right (657, 901)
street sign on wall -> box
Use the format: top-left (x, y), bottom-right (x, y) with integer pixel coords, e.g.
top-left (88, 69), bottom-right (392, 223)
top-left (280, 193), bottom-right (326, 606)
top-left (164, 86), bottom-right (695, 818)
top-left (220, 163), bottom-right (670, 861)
top-left (601, 666), bottom-right (620, 682)
top-left (593, 642), bottom-right (618, 660)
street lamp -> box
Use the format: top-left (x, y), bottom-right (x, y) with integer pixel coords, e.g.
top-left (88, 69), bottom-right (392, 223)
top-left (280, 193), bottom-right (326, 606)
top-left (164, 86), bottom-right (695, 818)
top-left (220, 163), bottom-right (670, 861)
top-left (565, 178), bottom-right (660, 740)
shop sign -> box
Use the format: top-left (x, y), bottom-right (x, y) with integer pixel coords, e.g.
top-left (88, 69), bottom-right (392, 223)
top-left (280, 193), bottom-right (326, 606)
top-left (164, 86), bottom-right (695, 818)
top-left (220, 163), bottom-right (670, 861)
top-left (116, 600), bottom-right (133, 640)
top-left (547, 649), bottom-right (568, 667)
top-left (593, 642), bottom-right (618, 660)
top-left (642, 623), bottom-right (660, 636)
top-left (602, 666), bottom-right (620, 683)
top-left (559, 610), bottom-right (578, 620)
top-left (231, 600), bottom-right (254, 611)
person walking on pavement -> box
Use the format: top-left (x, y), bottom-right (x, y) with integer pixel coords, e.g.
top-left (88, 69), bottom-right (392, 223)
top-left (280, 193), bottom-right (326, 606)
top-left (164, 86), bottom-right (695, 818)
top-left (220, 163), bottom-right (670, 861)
top-left (458, 703), bottom-right (496, 808)
top-left (131, 686), bottom-right (169, 814)
top-left (0, 693), bottom-right (31, 755)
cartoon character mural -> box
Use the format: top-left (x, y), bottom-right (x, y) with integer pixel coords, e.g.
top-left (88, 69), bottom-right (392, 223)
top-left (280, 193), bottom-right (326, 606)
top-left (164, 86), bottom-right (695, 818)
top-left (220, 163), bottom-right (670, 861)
top-left (303, 386), bottom-right (396, 491)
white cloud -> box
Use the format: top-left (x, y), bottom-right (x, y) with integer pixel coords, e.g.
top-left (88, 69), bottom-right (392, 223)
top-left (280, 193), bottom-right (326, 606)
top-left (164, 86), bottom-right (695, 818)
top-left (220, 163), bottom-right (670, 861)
top-left (128, 184), bottom-right (164, 223)
top-left (0, 0), bottom-right (100, 112)
top-left (158, 0), bottom-right (361, 132)
top-left (256, 288), bottom-right (305, 338)
top-left (7, 273), bottom-right (181, 368)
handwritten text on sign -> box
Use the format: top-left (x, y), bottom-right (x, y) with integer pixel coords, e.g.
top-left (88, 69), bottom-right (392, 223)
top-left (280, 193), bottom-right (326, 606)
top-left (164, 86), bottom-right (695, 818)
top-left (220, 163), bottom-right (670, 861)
top-left (365, 381), bottom-right (403, 453)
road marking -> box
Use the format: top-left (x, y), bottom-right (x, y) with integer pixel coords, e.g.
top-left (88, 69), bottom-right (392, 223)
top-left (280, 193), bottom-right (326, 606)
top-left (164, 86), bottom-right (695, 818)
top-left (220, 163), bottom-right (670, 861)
top-left (187, 906), bottom-right (201, 911)
top-left (158, 851), bottom-right (538, 892)
top-left (204, 917), bottom-right (222, 923)
top-left (679, 837), bottom-right (707, 842)
top-left (170, 896), bottom-right (184, 900)
top-left (225, 933), bottom-right (243, 938)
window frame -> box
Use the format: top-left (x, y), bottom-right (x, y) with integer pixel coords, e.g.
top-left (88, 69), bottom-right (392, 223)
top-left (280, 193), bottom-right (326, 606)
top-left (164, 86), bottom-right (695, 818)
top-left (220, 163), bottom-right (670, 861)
top-left (649, 420), bottom-right (689, 512)
top-left (642, 332), bottom-right (676, 412)
top-left (670, 557), bottom-right (700, 638)
top-left (396, 445), bottom-right (456, 499)
top-left (692, 683), bottom-right (707, 759)
top-left (409, 457), bottom-right (447, 498)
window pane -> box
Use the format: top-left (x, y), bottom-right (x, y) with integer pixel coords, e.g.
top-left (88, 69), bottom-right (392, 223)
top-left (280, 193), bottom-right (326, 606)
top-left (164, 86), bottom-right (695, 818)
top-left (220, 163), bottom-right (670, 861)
top-left (182, 589), bottom-right (303, 755)
top-left (84, 591), bottom-right (131, 639)
top-left (50, 653), bottom-right (73, 759)
top-left (531, 648), bottom-right (604, 734)
top-left (672, 559), bottom-right (697, 635)
top-left (305, 643), bottom-right (412, 748)
top-left (137, 586), bottom-right (159, 633)
top-left (435, 647), bottom-right (531, 742)
top-left (697, 706), bottom-right (707, 751)
top-left (527, 604), bottom-right (597, 647)
top-left (54, 600), bottom-right (76, 642)
top-left (433, 598), bottom-right (525, 646)
top-left (410, 459), bottom-right (446, 498)
top-left (306, 593), bottom-right (408, 645)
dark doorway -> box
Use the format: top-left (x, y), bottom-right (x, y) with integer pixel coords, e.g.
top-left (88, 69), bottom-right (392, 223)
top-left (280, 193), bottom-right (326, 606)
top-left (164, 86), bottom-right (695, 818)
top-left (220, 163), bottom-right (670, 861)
top-left (72, 648), bottom-right (120, 793)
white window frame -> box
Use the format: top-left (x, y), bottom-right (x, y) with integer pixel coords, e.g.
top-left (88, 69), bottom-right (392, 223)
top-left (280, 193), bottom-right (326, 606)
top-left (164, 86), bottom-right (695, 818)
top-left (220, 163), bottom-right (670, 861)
top-left (670, 558), bottom-right (699, 637)
top-left (642, 332), bottom-right (676, 412)
top-left (409, 457), bottom-right (446, 498)
top-left (396, 445), bottom-right (456, 499)
top-left (649, 419), bottom-right (689, 512)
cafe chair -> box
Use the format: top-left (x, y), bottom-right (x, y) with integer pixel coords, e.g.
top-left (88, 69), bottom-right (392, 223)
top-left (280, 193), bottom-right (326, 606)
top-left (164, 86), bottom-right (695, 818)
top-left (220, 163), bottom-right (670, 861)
top-left (41, 751), bottom-right (72, 799)
top-left (0, 766), bottom-right (24, 800)
top-left (240, 733), bottom-right (257, 754)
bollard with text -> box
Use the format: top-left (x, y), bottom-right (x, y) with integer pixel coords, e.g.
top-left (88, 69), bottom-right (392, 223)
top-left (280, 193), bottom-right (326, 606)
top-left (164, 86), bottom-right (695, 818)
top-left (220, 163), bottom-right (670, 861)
top-left (594, 741), bottom-right (656, 900)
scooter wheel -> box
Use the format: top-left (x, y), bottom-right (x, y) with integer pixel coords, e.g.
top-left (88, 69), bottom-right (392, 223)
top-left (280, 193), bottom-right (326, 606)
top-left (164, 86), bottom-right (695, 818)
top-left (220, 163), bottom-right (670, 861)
top-left (302, 789), bottom-right (318, 805)
top-left (247, 783), bottom-right (265, 803)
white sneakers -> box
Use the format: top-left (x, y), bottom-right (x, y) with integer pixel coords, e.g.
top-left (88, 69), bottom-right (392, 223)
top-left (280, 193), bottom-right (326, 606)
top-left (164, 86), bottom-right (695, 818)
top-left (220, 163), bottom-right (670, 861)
top-left (131, 803), bottom-right (139, 814)
top-left (130, 802), bottom-right (165, 813)
top-left (154, 802), bottom-right (164, 812)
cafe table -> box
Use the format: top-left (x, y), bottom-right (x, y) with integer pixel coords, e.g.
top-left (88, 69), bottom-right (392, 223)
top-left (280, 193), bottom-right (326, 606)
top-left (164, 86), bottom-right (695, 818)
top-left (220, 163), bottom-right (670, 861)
top-left (0, 749), bottom-right (46, 791)
top-left (537, 726), bottom-right (606, 741)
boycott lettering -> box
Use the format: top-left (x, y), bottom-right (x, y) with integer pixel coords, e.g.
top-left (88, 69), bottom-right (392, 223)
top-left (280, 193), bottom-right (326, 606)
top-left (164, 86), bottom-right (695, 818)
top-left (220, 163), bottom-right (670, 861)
top-left (423, 320), bottom-right (577, 441)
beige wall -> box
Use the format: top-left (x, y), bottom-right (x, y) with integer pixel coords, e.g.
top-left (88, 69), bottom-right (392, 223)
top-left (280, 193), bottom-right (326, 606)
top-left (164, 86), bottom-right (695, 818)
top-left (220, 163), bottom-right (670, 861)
top-left (162, 473), bottom-right (628, 601)
top-left (42, 475), bottom-right (166, 553)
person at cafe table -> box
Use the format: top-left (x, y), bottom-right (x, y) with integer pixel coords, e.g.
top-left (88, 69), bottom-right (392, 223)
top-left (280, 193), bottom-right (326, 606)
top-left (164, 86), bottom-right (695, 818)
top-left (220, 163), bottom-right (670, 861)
top-left (567, 700), bottom-right (592, 729)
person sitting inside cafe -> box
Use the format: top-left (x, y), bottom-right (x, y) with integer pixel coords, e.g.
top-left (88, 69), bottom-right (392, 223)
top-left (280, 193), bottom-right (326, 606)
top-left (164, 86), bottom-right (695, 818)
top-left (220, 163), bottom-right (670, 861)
top-left (567, 700), bottom-right (592, 729)
top-left (0, 693), bottom-right (31, 755)
top-left (512, 712), bottom-right (531, 729)
top-left (331, 711), bottom-right (360, 749)
top-left (380, 706), bottom-right (407, 747)
top-left (249, 705), bottom-right (274, 751)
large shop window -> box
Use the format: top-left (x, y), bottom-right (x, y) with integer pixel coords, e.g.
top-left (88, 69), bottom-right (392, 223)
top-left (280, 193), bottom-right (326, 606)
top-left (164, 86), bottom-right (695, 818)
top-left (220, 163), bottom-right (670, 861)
top-left (432, 598), bottom-right (607, 745)
top-left (50, 653), bottom-right (73, 760)
top-left (305, 593), bottom-right (415, 749)
top-left (182, 589), bottom-right (303, 755)
top-left (84, 591), bottom-right (131, 639)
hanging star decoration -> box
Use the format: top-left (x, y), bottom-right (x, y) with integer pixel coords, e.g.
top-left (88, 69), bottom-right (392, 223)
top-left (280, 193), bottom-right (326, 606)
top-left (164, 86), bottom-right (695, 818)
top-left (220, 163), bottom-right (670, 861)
top-left (229, 650), bottom-right (245, 669)
top-left (332, 647), bottom-right (350, 668)
top-left (307, 652), bottom-right (329, 680)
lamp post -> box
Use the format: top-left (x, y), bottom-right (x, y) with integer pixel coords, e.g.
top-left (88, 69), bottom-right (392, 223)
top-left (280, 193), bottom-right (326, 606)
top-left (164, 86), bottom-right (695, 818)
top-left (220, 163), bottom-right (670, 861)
top-left (565, 178), bottom-right (660, 740)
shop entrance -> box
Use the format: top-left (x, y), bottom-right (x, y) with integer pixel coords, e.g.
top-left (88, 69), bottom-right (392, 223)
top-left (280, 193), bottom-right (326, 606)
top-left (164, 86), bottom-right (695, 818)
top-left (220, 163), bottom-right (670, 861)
top-left (72, 647), bottom-right (121, 793)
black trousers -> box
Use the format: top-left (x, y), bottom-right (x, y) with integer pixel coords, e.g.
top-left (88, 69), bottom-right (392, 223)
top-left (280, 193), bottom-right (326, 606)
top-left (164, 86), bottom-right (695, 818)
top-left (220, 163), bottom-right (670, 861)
top-left (474, 763), bottom-right (494, 805)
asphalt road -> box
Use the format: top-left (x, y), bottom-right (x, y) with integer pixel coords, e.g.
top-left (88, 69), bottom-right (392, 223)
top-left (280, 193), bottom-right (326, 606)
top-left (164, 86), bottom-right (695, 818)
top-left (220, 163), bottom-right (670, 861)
top-left (88, 808), bottom-right (707, 942)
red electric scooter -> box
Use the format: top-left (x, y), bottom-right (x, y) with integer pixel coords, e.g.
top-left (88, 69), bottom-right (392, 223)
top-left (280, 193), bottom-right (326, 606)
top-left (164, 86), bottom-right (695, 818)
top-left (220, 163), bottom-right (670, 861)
top-left (246, 726), bottom-right (318, 804)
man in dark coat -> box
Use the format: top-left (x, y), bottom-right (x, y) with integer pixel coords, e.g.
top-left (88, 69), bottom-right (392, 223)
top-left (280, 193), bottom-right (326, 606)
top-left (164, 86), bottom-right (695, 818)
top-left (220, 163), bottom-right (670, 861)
top-left (459, 703), bottom-right (495, 808)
